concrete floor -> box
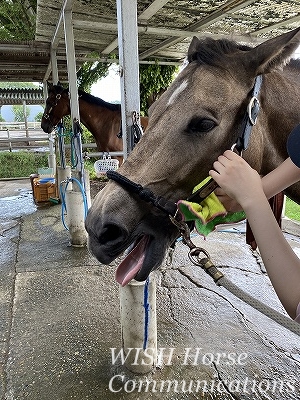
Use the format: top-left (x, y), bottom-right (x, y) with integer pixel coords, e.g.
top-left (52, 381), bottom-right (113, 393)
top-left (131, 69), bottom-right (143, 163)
top-left (0, 179), bottom-right (299, 400)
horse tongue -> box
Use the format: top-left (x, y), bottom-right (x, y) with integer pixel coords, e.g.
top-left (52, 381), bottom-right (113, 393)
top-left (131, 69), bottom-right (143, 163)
top-left (115, 236), bottom-right (149, 286)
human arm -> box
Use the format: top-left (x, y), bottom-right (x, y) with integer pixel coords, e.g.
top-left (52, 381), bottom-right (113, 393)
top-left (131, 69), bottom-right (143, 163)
top-left (209, 150), bottom-right (300, 319)
top-left (261, 156), bottom-right (300, 198)
top-left (215, 156), bottom-right (300, 212)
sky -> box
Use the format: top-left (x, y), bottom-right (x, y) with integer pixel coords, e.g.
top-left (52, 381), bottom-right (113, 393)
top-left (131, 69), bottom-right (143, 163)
top-left (91, 64), bottom-right (121, 103)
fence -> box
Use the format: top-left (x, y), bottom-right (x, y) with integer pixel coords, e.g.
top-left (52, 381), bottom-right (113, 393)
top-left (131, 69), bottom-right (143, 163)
top-left (0, 122), bottom-right (48, 151)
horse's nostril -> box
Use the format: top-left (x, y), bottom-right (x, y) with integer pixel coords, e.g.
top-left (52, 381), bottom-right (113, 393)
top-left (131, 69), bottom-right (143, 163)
top-left (99, 224), bottom-right (125, 245)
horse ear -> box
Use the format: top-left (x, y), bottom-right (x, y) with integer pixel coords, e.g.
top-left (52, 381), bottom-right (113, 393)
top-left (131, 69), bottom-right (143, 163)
top-left (187, 36), bottom-right (201, 61)
top-left (47, 81), bottom-right (53, 89)
top-left (245, 27), bottom-right (300, 75)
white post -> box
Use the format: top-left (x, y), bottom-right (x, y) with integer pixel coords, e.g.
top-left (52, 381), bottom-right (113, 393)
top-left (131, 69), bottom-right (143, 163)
top-left (116, 0), bottom-right (158, 374)
top-left (23, 100), bottom-right (29, 140)
top-left (64, 190), bottom-right (87, 247)
top-left (119, 276), bottom-right (157, 373)
top-left (116, 0), bottom-right (141, 160)
top-left (51, 48), bottom-right (59, 85)
top-left (63, 5), bottom-right (83, 177)
top-left (57, 165), bottom-right (72, 200)
top-left (63, 1), bottom-right (88, 246)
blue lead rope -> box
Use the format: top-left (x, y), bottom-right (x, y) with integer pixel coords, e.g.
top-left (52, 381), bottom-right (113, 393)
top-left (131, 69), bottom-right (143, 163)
top-left (143, 277), bottom-right (150, 350)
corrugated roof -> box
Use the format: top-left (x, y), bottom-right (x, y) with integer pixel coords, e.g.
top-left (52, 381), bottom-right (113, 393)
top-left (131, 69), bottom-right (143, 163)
top-left (0, 0), bottom-right (300, 82)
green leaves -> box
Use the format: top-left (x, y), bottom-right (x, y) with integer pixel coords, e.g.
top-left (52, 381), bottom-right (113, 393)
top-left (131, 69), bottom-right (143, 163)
top-left (77, 53), bottom-right (113, 92)
top-left (139, 63), bottom-right (178, 114)
top-left (0, 0), bottom-right (36, 40)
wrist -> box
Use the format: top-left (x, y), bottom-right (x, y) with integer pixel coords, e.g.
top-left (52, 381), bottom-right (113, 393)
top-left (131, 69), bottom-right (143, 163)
top-left (239, 191), bottom-right (268, 213)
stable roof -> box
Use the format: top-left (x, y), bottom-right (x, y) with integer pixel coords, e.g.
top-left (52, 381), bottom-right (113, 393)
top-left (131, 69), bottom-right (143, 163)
top-left (0, 0), bottom-right (300, 83)
top-left (0, 88), bottom-right (44, 106)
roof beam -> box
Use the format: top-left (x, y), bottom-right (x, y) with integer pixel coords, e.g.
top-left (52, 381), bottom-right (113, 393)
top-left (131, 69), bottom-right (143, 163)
top-left (100, 0), bottom-right (172, 57)
top-left (139, 0), bottom-right (258, 59)
top-left (251, 14), bottom-right (300, 36)
top-left (138, 0), bottom-right (171, 21)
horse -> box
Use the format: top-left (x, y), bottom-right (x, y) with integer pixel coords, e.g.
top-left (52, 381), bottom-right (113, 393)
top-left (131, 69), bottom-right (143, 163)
top-left (41, 82), bottom-right (149, 163)
top-left (85, 27), bottom-right (300, 286)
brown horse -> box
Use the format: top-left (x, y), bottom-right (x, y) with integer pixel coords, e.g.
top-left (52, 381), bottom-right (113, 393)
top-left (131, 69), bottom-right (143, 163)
top-left (85, 28), bottom-right (300, 285)
top-left (41, 82), bottom-right (148, 162)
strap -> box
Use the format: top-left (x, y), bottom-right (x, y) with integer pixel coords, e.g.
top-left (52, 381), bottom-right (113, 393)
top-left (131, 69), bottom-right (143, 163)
top-left (235, 75), bottom-right (263, 154)
top-left (106, 170), bottom-right (178, 216)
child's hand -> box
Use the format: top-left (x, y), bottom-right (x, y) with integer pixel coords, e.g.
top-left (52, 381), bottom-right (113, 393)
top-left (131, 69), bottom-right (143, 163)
top-left (214, 187), bottom-right (242, 213)
top-left (209, 150), bottom-right (264, 209)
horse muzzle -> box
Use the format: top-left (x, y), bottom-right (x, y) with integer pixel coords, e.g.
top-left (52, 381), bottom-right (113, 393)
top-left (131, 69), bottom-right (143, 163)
top-left (85, 190), bottom-right (178, 284)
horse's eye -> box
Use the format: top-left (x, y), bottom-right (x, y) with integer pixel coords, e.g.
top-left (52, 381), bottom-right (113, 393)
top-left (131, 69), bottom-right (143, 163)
top-left (186, 118), bottom-right (216, 134)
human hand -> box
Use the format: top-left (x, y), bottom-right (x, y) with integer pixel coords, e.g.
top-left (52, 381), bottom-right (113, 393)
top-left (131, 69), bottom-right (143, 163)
top-left (209, 150), bottom-right (265, 209)
top-left (214, 187), bottom-right (243, 212)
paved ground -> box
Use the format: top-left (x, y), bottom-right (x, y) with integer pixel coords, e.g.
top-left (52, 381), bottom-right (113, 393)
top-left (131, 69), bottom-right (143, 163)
top-left (0, 179), bottom-right (299, 400)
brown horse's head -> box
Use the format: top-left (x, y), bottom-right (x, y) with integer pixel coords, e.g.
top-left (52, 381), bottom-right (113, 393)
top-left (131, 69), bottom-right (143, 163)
top-left (86, 28), bottom-right (300, 285)
top-left (41, 82), bottom-right (70, 133)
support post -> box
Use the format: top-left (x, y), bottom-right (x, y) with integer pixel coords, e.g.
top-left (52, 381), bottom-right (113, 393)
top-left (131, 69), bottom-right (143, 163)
top-left (23, 100), bottom-right (29, 143)
top-left (50, 48), bottom-right (59, 85)
top-left (63, 6), bottom-right (83, 178)
top-left (62, 1), bottom-right (88, 246)
top-left (116, 0), bottom-right (141, 160)
top-left (116, 0), bottom-right (157, 375)
top-left (119, 276), bottom-right (157, 373)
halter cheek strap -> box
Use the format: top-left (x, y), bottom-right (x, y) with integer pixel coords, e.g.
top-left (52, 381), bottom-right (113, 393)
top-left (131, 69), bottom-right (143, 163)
top-left (235, 74), bottom-right (263, 154)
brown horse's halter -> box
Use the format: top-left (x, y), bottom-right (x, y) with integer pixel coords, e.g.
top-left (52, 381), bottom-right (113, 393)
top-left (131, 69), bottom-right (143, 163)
top-left (107, 75), bottom-right (263, 217)
top-left (42, 86), bottom-right (66, 121)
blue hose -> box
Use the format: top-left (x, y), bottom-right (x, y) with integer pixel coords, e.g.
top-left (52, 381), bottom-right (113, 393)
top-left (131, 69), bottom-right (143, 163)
top-left (59, 177), bottom-right (89, 231)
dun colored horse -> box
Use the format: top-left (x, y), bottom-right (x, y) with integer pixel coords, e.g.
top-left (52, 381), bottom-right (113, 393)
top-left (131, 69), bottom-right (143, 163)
top-left (41, 82), bottom-right (148, 162)
top-left (86, 28), bottom-right (300, 284)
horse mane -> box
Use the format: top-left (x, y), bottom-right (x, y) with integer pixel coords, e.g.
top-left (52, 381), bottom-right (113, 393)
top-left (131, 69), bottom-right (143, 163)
top-left (188, 37), bottom-right (251, 67)
top-left (78, 90), bottom-right (121, 111)
top-left (288, 58), bottom-right (300, 70)
top-left (188, 37), bottom-right (300, 72)
top-left (50, 84), bottom-right (121, 112)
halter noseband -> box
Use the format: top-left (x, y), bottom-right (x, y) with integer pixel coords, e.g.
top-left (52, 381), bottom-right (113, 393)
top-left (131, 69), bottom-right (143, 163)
top-left (107, 75), bottom-right (263, 218)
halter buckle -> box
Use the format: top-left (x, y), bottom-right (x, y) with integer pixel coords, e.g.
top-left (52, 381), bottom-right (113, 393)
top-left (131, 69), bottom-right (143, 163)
top-left (247, 96), bottom-right (260, 125)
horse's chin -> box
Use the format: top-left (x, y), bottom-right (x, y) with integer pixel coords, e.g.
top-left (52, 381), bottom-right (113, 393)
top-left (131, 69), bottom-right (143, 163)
top-left (41, 120), bottom-right (54, 133)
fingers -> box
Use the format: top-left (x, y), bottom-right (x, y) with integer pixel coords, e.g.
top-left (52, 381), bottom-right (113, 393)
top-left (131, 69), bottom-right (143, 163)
top-left (209, 150), bottom-right (242, 183)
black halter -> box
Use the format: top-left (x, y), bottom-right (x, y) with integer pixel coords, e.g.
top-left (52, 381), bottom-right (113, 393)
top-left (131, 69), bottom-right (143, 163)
top-left (42, 86), bottom-right (66, 121)
top-left (235, 74), bottom-right (263, 154)
top-left (107, 75), bottom-right (263, 217)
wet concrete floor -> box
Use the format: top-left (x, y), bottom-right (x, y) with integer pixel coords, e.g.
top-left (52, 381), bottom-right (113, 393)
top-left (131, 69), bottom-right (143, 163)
top-left (0, 179), bottom-right (299, 400)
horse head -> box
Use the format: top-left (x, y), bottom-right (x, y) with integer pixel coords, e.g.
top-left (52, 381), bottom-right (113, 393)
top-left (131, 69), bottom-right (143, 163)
top-left (41, 82), bottom-right (70, 133)
top-left (86, 28), bottom-right (300, 285)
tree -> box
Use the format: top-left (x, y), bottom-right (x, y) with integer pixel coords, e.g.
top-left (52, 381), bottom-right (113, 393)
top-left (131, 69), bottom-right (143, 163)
top-left (0, 0), bottom-right (36, 40)
top-left (34, 111), bottom-right (43, 122)
top-left (12, 105), bottom-right (30, 122)
top-left (139, 64), bottom-right (178, 115)
top-left (0, 82), bottom-right (38, 89)
top-left (77, 53), bottom-right (113, 92)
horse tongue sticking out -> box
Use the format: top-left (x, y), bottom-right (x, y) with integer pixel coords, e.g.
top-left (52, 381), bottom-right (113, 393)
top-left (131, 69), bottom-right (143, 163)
top-left (115, 236), bottom-right (150, 286)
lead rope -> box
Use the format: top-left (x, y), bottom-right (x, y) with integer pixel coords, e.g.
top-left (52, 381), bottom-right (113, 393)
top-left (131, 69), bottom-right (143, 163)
top-left (169, 216), bottom-right (300, 336)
